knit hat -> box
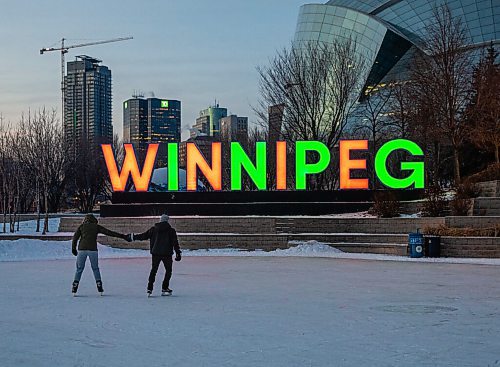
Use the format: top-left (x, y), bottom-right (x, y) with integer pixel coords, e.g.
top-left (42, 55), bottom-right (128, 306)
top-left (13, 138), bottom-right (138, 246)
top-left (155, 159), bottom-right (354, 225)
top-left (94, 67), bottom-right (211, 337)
top-left (160, 214), bottom-right (169, 223)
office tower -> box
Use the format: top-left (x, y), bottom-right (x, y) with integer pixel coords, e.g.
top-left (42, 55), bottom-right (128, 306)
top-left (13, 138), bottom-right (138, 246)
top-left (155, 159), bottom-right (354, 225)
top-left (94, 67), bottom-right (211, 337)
top-left (220, 115), bottom-right (249, 145)
top-left (123, 96), bottom-right (181, 166)
top-left (268, 104), bottom-right (285, 143)
top-left (191, 103), bottom-right (228, 138)
top-left (64, 55), bottom-right (112, 150)
top-left (178, 135), bottom-right (216, 169)
top-left (123, 96), bottom-right (148, 154)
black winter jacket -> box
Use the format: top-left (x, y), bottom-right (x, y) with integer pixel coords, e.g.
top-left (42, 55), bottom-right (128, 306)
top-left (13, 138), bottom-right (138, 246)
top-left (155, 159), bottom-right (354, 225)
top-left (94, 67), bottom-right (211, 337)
top-left (135, 222), bottom-right (181, 256)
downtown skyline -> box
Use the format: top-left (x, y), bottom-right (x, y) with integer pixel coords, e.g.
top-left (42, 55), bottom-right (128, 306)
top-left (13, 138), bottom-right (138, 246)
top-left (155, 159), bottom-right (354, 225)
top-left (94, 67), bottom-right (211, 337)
top-left (0, 0), bottom-right (305, 140)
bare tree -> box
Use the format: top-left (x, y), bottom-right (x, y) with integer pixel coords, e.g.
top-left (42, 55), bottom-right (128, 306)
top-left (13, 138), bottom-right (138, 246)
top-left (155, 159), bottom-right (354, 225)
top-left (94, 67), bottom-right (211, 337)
top-left (352, 85), bottom-right (394, 187)
top-left (18, 109), bottom-right (69, 233)
top-left (387, 82), bottom-right (415, 140)
top-left (468, 45), bottom-right (500, 163)
top-left (255, 39), bottom-right (368, 189)
top-left (70, 142), bottom-right (108, 213)
top-left (411, 5), bottom-right (475, 184)
top-left (0, 116), bottom-right (9, 232)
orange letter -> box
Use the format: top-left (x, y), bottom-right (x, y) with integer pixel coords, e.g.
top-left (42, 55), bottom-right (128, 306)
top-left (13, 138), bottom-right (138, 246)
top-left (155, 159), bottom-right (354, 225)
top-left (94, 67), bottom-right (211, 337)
top-left (101, 144), bottom-right (158, 192)
top-left (186, 142), bottom-right (222, 191)
top-left (276, 141), bottom-right (287, 190)
top-left (340, 140), bottom-right (369, 190)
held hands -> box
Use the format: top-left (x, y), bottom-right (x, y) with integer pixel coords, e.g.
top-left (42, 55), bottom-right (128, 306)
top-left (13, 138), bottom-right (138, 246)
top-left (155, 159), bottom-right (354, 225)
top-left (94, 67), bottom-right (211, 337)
top-left (125, 233), bottom-right (134, 242)
top-left (175, 252), bottom-right (182, 262)
top-left (72, 249), bottom-right (78, 256)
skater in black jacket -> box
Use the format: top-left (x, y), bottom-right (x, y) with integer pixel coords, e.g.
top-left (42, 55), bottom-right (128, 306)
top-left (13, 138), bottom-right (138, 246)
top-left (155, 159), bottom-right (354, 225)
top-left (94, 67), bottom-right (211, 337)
top-left (132, 214), bottom-right (182, 296)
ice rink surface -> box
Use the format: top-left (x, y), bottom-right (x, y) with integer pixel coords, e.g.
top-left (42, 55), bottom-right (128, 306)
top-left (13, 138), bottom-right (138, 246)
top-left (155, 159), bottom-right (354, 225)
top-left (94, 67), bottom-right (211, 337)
top-left (0, 256), bottom-right (499, 367)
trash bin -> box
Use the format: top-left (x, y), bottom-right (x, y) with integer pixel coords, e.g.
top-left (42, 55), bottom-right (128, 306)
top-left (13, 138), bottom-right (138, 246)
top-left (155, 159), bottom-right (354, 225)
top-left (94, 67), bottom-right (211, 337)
top-left (425, 236), bottom-right (441, 258)
top-left (408, 230), bottom-right (424, 258)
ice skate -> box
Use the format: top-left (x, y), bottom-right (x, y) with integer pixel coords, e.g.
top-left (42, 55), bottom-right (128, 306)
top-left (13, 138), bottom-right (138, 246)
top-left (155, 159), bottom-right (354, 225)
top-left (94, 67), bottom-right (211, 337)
top-left (147, 289), bottom-right (152, 297)
top-left (96, 280), bottom-right (104, 296)
top-left (161, 288), bottom-right (172, 296)
top-left (72, 281), bottom-right (79, 296)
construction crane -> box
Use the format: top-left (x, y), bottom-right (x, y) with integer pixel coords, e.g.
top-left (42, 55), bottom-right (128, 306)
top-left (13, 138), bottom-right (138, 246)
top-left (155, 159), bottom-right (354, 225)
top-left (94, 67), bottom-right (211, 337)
top-left (40, 36), bottom-right (133, 124)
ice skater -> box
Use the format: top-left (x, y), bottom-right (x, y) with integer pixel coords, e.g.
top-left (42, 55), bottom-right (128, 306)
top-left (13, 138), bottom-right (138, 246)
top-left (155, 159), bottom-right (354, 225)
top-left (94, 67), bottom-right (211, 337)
top-left (132, 214), bottom-right (182, 297)
top-left (71, 214), bottom-right (131, 296)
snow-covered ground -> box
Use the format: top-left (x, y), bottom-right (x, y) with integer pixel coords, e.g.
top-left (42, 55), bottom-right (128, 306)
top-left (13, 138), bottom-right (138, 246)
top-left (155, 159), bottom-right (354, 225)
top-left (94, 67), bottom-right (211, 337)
top-left (1, 217), bottom-right (61, 234)
top-left (0, 252), bottom-right (499, 367)
top-left (2, 239), bottom-right (500, 266)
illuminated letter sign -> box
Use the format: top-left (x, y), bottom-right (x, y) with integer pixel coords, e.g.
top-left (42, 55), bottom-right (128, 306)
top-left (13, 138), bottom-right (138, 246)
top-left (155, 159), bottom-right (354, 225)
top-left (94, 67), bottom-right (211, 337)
top-left (340, 140), bottom-right (369, 190)
top-left (186, 142), bottom-right (222, 191)
top-left (102, 144), bottom-right (158, 192)
top-left (161, 100), bottom-right (169, 108)
top-left (295, 141), bottom-right (330, 190)
top-left (102, 139), bottom-right (425, 192)
top-left (375, 139), bottom-right (425, 189)
top-left (231, 142), bottom-right (267, 190)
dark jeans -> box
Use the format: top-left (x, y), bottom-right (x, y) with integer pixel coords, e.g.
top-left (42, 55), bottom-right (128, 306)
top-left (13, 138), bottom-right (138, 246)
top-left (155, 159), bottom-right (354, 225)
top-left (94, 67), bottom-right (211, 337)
top-left (148, 255), bottom-right (173, 291)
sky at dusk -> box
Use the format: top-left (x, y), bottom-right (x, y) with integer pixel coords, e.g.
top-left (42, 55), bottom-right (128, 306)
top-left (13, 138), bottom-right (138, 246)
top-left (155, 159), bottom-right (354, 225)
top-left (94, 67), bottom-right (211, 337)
top-left (0, 0), bottom-right (307, 140)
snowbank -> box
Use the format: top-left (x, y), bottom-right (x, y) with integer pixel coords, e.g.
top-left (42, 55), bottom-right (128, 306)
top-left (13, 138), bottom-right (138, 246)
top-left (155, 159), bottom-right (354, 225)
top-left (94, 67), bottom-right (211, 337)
top-left (2, 239), bottom-right (499, 266)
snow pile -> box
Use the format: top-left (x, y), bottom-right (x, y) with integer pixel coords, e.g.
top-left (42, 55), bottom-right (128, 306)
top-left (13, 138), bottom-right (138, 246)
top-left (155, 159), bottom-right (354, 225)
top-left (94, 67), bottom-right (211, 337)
top-left (1, 238), bottom-right (500, 265)
top-left (323, 211), bottom-right (376, 218)
top-left (0, 239), bottom-right (148, 262)
top-left (276, 240), bottom-right (344, 255)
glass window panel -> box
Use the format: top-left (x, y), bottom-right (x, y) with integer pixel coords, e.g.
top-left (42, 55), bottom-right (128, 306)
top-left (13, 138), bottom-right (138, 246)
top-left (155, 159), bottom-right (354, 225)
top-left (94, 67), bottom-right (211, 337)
top-left (335, 7), bottom-right (347, 17)
top-left (310, 23), bottom-right (321, 33)
top-left (343, 18), bottom-right (355, 29)
top-left (481, 24), bottom-right (495, 34)
top-left (479, 16), bottom-right (494, 26)
top-left (324, 14), bottom-right (334, 24)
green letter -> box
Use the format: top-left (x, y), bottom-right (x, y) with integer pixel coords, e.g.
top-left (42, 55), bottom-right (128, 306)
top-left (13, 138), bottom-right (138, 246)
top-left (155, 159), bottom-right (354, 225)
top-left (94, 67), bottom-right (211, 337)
top-left (231, 142), bottom-right (267, 190)
top-left (375, 139), bottom-right (425, 189)
top-left (167, 143), bottom-right (179, 191)
top-left (295, 141), bottom-right (331, 190)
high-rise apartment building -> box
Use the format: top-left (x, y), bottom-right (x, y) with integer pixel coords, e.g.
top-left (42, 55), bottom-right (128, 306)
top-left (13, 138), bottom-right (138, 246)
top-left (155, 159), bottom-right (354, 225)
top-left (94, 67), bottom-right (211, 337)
top-left (64, 56), bottom-right (112, 150)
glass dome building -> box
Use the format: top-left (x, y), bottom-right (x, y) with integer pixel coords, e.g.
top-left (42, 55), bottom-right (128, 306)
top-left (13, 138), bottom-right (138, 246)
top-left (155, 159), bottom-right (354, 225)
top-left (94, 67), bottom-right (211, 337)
top-left (294, 0), bottom-right (499, 91)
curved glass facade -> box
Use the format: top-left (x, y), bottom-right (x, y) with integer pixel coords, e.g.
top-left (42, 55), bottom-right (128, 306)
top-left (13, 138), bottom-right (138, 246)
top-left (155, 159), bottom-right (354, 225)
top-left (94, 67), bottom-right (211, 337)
top-left (295, 0), bottom-right (499, 92)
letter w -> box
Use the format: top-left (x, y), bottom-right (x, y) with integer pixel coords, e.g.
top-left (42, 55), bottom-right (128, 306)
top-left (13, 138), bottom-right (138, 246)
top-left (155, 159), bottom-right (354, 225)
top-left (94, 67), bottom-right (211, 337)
top-left (101, 144), bottom-right (159, 192)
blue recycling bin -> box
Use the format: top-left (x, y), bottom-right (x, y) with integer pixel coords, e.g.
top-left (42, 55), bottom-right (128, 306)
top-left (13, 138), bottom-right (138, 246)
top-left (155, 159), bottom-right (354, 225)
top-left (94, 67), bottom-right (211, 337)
top-left (408, 230), bottom-right (424, 258)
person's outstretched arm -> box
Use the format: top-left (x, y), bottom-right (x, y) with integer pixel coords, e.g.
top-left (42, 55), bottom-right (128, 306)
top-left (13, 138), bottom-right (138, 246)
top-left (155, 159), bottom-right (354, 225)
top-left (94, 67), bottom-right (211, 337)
top-left (133, 227), bottom-right (153, 241)
top-left (97, 225), bottom-right (127, 240)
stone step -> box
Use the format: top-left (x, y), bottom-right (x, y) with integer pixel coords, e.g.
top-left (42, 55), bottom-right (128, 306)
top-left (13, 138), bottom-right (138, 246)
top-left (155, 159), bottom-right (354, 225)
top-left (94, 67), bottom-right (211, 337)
top-left (59, 216), bottom-right (446, 235)
top-left (474, 197), bottom-right (500, 209)
top-left (331, 243), bottom-right (408, 256)
top-left (473, 208), bottom-right (500, 216)
top-left (288, 233), bottom-right (408, 244)
top-left (475, 181), bottom-right (500, 198)
top-left (445, 216), bottom-right (500, 228)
